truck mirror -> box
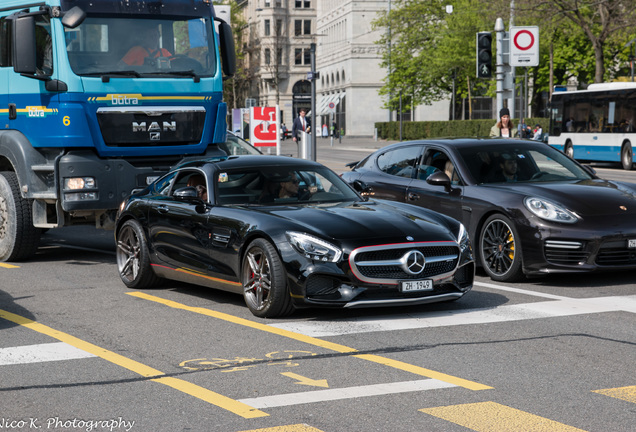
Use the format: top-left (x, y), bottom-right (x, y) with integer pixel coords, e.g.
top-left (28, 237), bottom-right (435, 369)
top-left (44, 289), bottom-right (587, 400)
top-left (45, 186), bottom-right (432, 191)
top-left (12, 16), bottom-right (37, 75)
top-left (218, 20), bottom-right (236, 78)
top-left (61, 6), bottom-right (86, 29)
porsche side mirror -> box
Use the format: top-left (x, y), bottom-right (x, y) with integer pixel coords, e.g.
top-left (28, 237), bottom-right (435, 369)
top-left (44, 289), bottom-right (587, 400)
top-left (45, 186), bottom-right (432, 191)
top-left (426, 171), bottom-right (453, 193)
top-left (352, 179), bottom-right (372, 200)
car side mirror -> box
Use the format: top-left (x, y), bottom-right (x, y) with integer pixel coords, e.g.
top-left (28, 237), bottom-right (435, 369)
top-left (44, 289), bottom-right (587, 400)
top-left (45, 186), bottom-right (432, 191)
top-left (352, 179), bottom-right (372, 200)
top-left (174, 186), bottom-right (200, 201)
top-left (426, 171), bottom-right (453, 193)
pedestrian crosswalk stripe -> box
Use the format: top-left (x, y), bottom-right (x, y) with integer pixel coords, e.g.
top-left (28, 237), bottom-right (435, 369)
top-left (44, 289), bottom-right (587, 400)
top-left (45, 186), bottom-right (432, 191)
top-left (0, 342), bottom-right (96, 365)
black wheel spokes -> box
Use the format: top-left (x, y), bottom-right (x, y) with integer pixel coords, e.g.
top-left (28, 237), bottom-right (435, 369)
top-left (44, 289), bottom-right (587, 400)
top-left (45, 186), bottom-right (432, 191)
top-left (483, 221), bottom-right (515, 276)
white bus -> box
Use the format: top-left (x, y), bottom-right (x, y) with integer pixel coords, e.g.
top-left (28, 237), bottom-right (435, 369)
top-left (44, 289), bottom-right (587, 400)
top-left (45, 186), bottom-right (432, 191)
top-left (548, 82), bottom-right (636, 170)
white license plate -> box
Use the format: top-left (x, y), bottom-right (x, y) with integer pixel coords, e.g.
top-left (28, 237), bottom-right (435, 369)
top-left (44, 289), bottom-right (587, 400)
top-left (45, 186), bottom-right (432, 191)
top-left (629, 239), bottom-right (636, 249)
top-left (400, 279), bottom-right (433, 292)
top-left (146, 176), bottom-right (160, 185)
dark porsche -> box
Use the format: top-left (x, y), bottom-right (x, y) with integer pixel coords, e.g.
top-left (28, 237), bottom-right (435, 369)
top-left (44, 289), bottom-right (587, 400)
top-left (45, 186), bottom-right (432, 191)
top-left (114, 156), bottom-right (474, 317)
top-left (341, 139), bottom-right (636, 282)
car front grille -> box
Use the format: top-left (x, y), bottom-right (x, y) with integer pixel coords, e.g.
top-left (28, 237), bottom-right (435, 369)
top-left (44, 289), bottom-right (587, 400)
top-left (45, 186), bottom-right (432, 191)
top-left (596, 240), bottom-right (636, 265)
top-left (349, 242), bottom-right (459, 284)
top-left (544, 240), bottom-right (589, 266)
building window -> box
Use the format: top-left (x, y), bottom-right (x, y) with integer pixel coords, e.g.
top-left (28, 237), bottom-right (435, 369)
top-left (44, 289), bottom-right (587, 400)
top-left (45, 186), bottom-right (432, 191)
top-left (264, 48), bottom-right (271, 65)
top-left (277, 48), bottom-right (283, 65)
top-left (303, 49), bottom-right (310, 65)
top-left (275, 0), bottom-right (282, 6)
top-left (264, 19), bottom-right (271, 36)
top-left (275, 19), bottom-right (282, 36)
top-left (295, 0), bottom-right (310, 7)
top-left (295, 20), bottom-right (311, 36)
top-left (295, 48), bottom-right (302, 65)
top-left (265, 0), bottom-right (271, 6)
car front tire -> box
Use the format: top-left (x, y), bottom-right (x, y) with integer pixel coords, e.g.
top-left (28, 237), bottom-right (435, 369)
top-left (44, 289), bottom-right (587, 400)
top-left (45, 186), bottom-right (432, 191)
top-left (116, 219), bottom-right (161, 288)
top-left (242, 238), bottom-right (294, 318)
top-left (479, 214), bottom-right (524, 282)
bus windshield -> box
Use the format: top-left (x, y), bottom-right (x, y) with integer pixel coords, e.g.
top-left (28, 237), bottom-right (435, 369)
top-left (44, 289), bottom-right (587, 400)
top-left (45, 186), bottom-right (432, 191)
top-left (65, 16), bottom-right (217, 77)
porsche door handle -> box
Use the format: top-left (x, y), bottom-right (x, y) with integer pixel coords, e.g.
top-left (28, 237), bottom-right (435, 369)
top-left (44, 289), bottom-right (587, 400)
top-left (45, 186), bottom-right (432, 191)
top-left (407, 192), bottom-right (419, 201)
top-left (157, 205), bottom-right (169, 214)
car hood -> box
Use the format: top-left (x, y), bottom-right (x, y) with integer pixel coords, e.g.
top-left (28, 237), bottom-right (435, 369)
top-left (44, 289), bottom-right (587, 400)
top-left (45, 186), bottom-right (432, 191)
top-left (255, 200), bottom-right (459, 243)
top-left (487, 179), bottom-right (636, 217)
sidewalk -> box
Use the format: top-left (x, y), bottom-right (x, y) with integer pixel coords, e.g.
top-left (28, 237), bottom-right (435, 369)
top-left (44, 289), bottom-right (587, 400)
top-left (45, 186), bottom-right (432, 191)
top-left (277, 135), bottom-right (398, 158)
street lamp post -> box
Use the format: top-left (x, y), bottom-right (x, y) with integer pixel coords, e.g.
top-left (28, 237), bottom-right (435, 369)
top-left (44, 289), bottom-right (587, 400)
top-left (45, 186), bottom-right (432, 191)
top-left (310, 42), bottom-right (317, 161)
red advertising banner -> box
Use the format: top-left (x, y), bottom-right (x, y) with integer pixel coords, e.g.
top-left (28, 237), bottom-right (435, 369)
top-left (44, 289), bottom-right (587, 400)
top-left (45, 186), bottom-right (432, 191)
top-left (250, 106), bottom-right (280, 149)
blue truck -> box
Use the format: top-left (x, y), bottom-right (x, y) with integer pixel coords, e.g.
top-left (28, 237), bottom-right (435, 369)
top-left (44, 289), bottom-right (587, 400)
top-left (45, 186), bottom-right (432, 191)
top-left (0, 0), bottom-right (235, 261)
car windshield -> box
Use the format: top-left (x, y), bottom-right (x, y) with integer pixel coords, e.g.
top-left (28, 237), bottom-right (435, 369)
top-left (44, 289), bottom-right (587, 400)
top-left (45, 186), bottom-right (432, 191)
top-left (215, 166), bottom-right (360, 206)
top-left (64, 16), bottom-right (216, 77)
top-left (456, 144), bottom-right (594, 184)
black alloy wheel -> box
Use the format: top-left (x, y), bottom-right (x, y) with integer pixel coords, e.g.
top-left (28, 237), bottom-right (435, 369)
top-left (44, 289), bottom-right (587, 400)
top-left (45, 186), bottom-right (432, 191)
top-left (479, 214), bottom-right (524, 282)
top-left (242, 238), bottom-right (294, 318)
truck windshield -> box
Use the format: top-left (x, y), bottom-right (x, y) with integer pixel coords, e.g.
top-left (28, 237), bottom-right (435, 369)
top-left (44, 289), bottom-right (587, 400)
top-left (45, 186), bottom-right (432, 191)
top-left (64, 16), bottom-right (217, 77)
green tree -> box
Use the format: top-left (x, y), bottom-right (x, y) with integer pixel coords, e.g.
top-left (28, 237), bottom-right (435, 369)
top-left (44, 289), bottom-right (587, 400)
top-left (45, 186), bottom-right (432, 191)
top-left (373, 0), bottom-right (504, 117)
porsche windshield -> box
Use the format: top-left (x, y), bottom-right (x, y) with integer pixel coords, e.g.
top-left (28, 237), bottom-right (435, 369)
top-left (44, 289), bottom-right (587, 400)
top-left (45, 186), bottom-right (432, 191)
top-left (457, 144), bottom-right (594, 184)
top-left (65, 16), bottom-right (217, 77)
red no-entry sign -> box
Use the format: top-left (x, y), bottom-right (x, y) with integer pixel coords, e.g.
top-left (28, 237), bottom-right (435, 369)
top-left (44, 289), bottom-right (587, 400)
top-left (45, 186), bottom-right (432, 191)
top-left (510, 26), bottom-right (539, 67)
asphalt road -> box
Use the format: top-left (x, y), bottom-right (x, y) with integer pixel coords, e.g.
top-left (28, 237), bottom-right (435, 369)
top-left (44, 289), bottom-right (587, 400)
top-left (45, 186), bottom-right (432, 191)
top-left (1, 141), bottom-right (635, 432)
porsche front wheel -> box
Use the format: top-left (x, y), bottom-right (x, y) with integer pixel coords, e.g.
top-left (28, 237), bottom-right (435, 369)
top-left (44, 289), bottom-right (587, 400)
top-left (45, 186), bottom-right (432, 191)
top-left (479, 215), bottom-right (524, 282)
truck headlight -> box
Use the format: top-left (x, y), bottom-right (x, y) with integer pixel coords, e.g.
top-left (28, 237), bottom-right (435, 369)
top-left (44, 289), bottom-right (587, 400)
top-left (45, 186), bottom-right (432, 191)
top-left (64, 177), bottom-right (96, 190)
top-left (286, 232), bottom-right (342, 262)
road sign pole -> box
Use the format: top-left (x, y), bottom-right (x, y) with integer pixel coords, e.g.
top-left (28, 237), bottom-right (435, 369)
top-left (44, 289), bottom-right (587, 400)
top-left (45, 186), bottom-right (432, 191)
top-left (495, 18), bottom-right (505, 116)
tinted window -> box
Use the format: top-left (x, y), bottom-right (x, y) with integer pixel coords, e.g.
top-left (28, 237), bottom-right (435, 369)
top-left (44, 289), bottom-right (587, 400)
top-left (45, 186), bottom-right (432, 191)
top-left (376, 146), bottom-right (421, 178)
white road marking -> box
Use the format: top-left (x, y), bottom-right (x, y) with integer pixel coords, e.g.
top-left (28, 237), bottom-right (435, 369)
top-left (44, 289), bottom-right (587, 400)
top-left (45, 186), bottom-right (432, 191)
top-left (0, 342), bottom-right (96, 365)
top-left (270, 282), bottom-right (636, 337)
top-left (238, 379), bottom-right (456, 408)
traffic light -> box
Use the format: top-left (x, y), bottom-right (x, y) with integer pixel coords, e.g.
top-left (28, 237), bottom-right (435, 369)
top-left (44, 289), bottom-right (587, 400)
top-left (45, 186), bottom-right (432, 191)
top-left (476, 32), bottom-right (492, 78)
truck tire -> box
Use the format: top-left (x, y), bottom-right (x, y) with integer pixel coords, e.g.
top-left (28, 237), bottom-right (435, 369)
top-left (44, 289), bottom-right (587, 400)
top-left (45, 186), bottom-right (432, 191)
top-left (0, 171), bottom-right (41, 262)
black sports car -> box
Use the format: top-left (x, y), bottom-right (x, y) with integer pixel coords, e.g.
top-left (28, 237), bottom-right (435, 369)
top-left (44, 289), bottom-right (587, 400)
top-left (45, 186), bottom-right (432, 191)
top-left (115, 155), bottom-right (474, 317)
top-left (341, 139), bottom-right (636, 282)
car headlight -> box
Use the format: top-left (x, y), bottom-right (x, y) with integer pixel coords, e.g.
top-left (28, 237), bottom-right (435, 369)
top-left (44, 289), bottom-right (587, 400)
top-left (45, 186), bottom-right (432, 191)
top-left (286, 232), bottom-right (342, 262)
top-left (456, 223), bottom-right (470, 252)
top-left (524, 197), bottom-right (579, 223)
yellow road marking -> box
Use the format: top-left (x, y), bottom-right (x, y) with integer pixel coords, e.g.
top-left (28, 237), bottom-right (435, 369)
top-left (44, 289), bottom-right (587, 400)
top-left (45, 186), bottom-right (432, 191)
top-left (420, 401), bottom-right (588, 432)
top-left (0, 263), bottom-right (20, 269)
top-left (0, 308), bottom-right (268, 419)
top-left (127, 291), bottom-right (492, 391)
top-left (593, 385), bottom-right (636, 403)
top-left (239, 425), bottom-right (323, 432)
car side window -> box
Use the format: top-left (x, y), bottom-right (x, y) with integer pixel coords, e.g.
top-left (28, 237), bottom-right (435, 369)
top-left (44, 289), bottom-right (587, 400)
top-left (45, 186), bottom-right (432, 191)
top-left (155, 172), bottom-right (178, 195)
top-left (419, 149), bottom-right (461, 185)
top-left (376, 146), bottom-right (421, 178)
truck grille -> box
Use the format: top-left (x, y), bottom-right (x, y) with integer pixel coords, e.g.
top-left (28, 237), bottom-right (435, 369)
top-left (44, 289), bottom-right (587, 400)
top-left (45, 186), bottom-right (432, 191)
top-left (349, 242), bottom-right (459, 284)
top-left (97, 106), bottom-right (205, 146)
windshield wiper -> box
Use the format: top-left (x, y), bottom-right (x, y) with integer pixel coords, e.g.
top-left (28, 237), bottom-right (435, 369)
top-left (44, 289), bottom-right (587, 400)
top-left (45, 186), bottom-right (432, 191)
top-left (143, 70), bottom-right (201, 82)
top-left (82, 71), bottom-right (142, 82)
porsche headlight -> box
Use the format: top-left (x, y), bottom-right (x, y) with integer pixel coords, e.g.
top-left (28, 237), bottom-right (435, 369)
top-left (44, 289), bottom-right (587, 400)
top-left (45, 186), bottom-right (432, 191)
top-left (286, 232), bottom-right (342, 262)
top-left (524, 197), bottom-right (579, 223)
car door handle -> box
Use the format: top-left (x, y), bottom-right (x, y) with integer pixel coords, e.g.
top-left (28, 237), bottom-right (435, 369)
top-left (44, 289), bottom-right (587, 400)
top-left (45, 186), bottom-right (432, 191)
top-left (157, 205), bottom-right (169, 214)
top-left (407, 192), bottom-right (419, 201)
